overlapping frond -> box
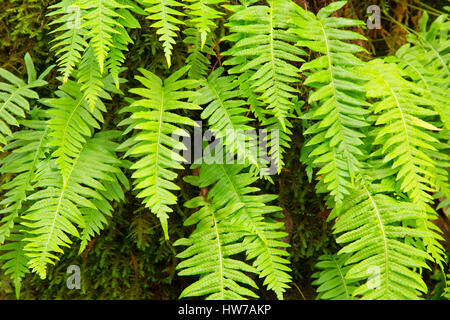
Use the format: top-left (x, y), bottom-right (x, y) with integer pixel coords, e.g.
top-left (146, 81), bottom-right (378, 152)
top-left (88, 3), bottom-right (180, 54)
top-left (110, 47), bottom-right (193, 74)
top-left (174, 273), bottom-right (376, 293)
top-left (0, 53), bottom-right (51, 151)
top-left (183, 26), bottom-right (214, 79)
top-left (363, 59), bottom-right (446, 264)
top-left (395, 43), bottom-right (450, 130)
top-left (0, 113), bottom-right (50, 244)
top-left (184, 0), bottom-right (225, 49)
top-left (22, 132), bottom-right (123, 279)
top-left (193, 67), bottom-right (261, 168)
top-left (119, 66), bottom-right (200, 239)
top-left (223, 0), bottom-right (305, 131)
top-left (312, 253), bottom-right (359, 300)
top-left (294, 1), bottom-right (370, 205)
top-left (185, 163), bottom-right (292, 299)
top-left (331, 183), bottom-right (431, 299)
top-left (175, 197), bottom-right (259, 299)
top-left (41, 78), bottom-right (109, 180)
top-left (143, 0), bottom-right (184, 67)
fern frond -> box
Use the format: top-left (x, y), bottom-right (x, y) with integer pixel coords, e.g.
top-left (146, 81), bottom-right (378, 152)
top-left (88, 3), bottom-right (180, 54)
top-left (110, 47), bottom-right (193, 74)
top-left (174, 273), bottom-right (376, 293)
top-left (363, 59), bottom-right (446, 264)
top-left (223, 0), bottom-right (305, 131)
top-left (407, 12), bottom-right (449, 85)
top-left (0, 114), bottom-right (50, 244)
top-left (78, 131), bottom-right (130, 252)
top-left (143, 0), bottom-right (185, 67)
top-left (294, 1), bottom-right (370, 205)
top-left (184, 0), bottom-right (225, 49)
top-left (331, 183), bottom-right (431, 300)
top-left (175, 197), bottom-right (259, 300)
top-left (0, 230), bottom-right (29, 298)
top-left (48, 0), bottom-right (88, 83)
top-left (76, 0), bottom-right (131, 73)
top-left (186, 163), bottom-right (292, 299)
top-left (395, 44), bottom-right (450, 129)
top-left (193, 67), bottom-right (260, 168)
top-left (42, 78), bottom-right (107, 180)
top-left (105, 0), bottom-right (144, 87)
top-left (0, 53), bottom-right (51, 151)
top-left (312, 253), bottom-right (359, 300)
top-left (183, 26), bottom-right (214, 79)
top-left (22, 131), bottom-right (123, 278)
top-left (119, 66), bottom-right (200, 239)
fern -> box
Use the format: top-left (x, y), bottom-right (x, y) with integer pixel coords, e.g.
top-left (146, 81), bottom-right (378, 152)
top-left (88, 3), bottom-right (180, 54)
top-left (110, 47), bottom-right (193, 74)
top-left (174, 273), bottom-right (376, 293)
top-left (184, 0), bottom-right (225, 49)
top-left (294, 1), bottom-right (370, 205)
top-left (0, 53), bottom-right (52, 151)
top-left (363, 59), bottom-right (446, 265)
top-left (330, 182), bottom-right (431, 299)
top-left (119, 66), bottom-right (200, 239)
top-left (49, 0), bottom-right (141, 88)
top-left (22, 131), bottom-right (124, 279)
top-left (143, 0), bottom-right (184, 67)
top-left (78, 131), bottom-right (130, 252)
top-left (312, 253), bottom-right (359, 300)
top-left (183, 26), bottom-right (214, 80)
top-left (42, 78), bottom-right (106, 180)
top-left (175, 196), bottom-right (259, 299)
top-left (395, 43), bottom-right (450, 130)
top-left (192, 67), bottom-right (261, 168)
top-left (48, 0), bottom-right (88, 83)
top-left (184, 163), bottom-right (292, 299)
top-left (0, 231), bottom-right (29, 298)
top-left (223, 0), bottom-right (304, 131)
top-left (0, 112), bottom-right (50, 244)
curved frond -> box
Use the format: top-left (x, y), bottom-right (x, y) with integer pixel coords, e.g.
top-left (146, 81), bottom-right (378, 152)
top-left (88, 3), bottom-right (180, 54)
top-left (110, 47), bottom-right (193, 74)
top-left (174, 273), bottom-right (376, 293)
top-left (143, 0), bottom-right (185, 67)
top-left (187, 163), bottom-right (292, 299)
top-left (312, 253), bottom-right (359, 300)
top-left (175, 197), bottom-right (259, 300)
top-left (22, 132), bottom-right (123, 278)
top-left (119, 66), bottom-right (200, 239)
top-left (332, 183), bottom-right (430, 300)
top-left (0, 53), bottom-right (51, 151)
top-left (294, 1), bottom-right (370, 205)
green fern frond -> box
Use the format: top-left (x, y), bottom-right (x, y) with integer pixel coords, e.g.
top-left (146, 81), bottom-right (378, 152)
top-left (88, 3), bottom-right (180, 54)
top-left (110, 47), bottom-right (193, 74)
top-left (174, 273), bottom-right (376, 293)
top-left (105, 2), bottom-right (142, 87)
top-left (331, 183), bottom-right (431, 300)
top-left (76, 0), bottom-right (132, 73)
top-left (294, 1), bottom-right (370, 205)
top-left (0, 53), bottom-right (52, 151)
top-left (312, 253), bottom-right (359, 300)
top-left (363, 59), bottom-right (446, 264)
top-left (143, 0), bottom-right (185, 67)
top-left (79, 131), bottom-right (129, 252)
top-left (407, 12), bottom-right (449, 84)
top-left (186, 163), bottom-right (292, 299)
top-left (223, 0), bottom-right (305, 131)
top-left (48, 0), bottom-right (88, 83)
top-left (184, 0), bottom-right (225, 49)
top-left (175, 197), bottom-right (259, 300)
top-left (0, 230), bottom-right (30, 298)
top-left (193, 67), bottom-right (260, 168)
top-left (42, 78), bottom-right (107, 180)
top-left (183, 26), bottom-right (214, 79)
top-left (0, 114), bottom-right (50, 244)
top-left (22, 131), bottom-right (123, 279)
top-left (394, 44), bottom-right (450, 129)
top-left (119, 66), bottom-right (200, 240)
